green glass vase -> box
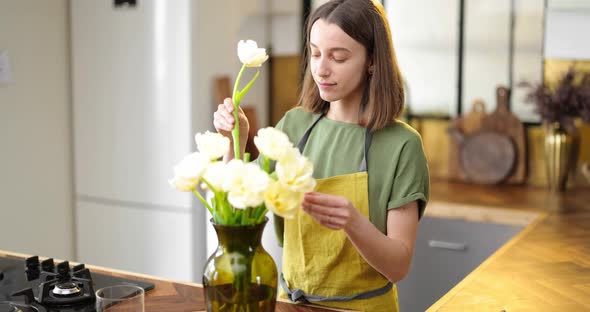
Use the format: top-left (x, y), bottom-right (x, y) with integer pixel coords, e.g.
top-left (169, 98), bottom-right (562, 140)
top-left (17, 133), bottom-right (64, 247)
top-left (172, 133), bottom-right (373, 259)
top-left (203, 218), bottom-right (278, 312)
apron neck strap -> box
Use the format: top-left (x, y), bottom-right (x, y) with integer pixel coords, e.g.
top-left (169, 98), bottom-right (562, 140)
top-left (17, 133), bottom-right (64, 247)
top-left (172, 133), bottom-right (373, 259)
top-left (296, 113), bottom-right (325, 153)
top-left (296, 113), bottom-right (372, 172)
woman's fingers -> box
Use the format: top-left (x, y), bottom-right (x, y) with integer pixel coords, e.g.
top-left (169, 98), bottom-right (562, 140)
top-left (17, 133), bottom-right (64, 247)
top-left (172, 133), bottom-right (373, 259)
top-left (214, 97), bottom-right (249, 146)
top-left (214, 99), bottom-right (239, 133)
top-left (220, 104), bottom-right (235, 124)
top-left (301, 198), bottom-right (350, 230)
top-left (213, 111), bottom-right (233, 132)
top-left (224, 97), bottom-right (234, 112)
top-left (213, 115), bottom-right (230, 132)
top-left (304, 192), bottom-right (349, 207)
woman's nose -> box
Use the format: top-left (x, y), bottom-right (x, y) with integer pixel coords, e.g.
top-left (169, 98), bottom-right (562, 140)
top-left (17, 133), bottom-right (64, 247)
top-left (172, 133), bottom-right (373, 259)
top-left (314, 57), bottom-right (331, 77)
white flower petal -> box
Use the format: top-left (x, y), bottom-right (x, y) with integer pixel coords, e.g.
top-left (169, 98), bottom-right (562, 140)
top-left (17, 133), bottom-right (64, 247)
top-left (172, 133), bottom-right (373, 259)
top-left (202, 161), bottom-right (228, 192)
top-left (224, 160), bottom-right (270, 209)
top-left (195, 131), bottom-right (230, 160)
top-left (264, 181), bottom-right (303, 219)
top-left (237, 40), bottom-right (269, 67)
top-left (254, 127), bottom-right (294, 161)
top-left (175, 152), bottom-right (210, 179)
top-left (276, 154), bottom-right (316, 193)
top-left (169, 152), bottom-right (210, 192)
top-left (168, 176), bottom-right (198, 192)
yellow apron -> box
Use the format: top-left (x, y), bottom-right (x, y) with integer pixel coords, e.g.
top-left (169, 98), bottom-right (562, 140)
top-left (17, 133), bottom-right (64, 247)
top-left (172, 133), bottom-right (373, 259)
top-left (279, 114), bottom-right (399, 312)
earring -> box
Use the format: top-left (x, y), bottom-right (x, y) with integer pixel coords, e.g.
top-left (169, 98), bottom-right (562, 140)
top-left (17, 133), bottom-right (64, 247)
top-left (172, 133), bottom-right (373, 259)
top-left (368, 67), bottom-right (374, 75)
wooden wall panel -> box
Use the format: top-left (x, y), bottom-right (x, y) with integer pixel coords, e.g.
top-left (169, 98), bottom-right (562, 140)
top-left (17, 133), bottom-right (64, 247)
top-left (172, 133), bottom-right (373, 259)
top-left (270, 56), bottom-right (301, 126)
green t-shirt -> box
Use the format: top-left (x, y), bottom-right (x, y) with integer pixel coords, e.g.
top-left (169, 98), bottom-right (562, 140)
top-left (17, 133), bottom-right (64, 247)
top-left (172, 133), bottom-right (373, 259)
top-left (275, 108), bottom-right (430, 234)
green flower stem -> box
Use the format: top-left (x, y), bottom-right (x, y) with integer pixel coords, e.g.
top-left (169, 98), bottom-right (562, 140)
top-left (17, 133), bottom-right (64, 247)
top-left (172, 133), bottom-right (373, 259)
top-left (262, 157), bottom-right (270, 173)
top-left (253, 205), bottom-right (267, 224)
top-left (192, 189), bottom-right (213, 215)
top-left (220, 193), bottom-right (231, 224)
top-left (200, 177), bottom-right (218, 194)
top-left (231, 64), bottom-right (247, 160)
top-left (238, 69), bottom-right (261, 98)
top-left (231, 65), bottom-right (262, 161)
top-left (199, 178), bottom-right (226, 223)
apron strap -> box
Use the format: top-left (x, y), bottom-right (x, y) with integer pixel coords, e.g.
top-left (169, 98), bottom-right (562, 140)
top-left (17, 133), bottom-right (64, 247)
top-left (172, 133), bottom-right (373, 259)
top-left (296, 113), bottom-right (373, 172)
top-left (296, 113), bottom-right (325, 153)
top-left (280, 273), bottom-right (392, 303)
top-left (359, 128), bottom-right (372, 172)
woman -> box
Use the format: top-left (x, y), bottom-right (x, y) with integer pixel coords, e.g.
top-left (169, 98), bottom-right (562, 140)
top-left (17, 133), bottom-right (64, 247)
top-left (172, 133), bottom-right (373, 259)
top-left (213, 0), bottom-right (429, 310)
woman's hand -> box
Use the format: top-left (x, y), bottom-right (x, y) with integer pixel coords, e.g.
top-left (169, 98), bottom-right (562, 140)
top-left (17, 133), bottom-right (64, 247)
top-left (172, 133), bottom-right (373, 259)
top-left (213, 97), bottom-right (249, 159)
top-left (301, 192), bottom-right (359, 230)
top-left (303, 191), bottom-right (419, 281)
top-left (213, 97), bottom-right (250, 142)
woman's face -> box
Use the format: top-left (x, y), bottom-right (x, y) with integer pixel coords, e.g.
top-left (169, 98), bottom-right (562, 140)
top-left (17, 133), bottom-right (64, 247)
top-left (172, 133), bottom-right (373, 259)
top-left (309, 19), bottom-right (369, 105)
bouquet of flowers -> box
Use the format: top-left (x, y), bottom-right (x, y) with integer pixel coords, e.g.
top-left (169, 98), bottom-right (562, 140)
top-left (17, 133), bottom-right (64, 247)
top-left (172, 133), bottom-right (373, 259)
top-left (168, 40), bottom-right (316, 225)
top-left (521, 67), bottom-right (590, 130)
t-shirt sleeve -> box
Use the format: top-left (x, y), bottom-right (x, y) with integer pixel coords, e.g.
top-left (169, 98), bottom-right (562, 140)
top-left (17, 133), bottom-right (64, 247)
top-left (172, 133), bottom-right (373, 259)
top-left (387, 135), bottom-right (430, 219)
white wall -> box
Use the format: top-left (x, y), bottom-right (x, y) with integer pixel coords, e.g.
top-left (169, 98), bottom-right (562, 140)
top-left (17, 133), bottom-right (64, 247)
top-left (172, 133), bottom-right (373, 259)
top-left (0, 0), bottom-right (74, 260)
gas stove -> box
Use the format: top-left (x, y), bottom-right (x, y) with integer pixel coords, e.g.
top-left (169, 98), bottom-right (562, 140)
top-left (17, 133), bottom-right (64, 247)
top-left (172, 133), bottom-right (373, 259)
top-left (0, 255), bottom-right (154, 312)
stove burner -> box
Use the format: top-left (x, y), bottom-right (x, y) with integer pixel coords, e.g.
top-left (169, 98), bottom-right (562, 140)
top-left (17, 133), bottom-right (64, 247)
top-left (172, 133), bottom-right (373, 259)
top-left (0, 302), bottom-right (46, 312)
top-left (1, 255), bottom-right (154, 312)
top-left (11, 258), bottom-right (95, 307)
top-left (51, 282), bottom-right (81, 296)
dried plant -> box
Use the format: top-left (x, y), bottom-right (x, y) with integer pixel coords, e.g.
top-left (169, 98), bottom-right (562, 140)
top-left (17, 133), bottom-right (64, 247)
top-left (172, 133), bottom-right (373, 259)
top-left (520, 68), bottom-right (590, 130)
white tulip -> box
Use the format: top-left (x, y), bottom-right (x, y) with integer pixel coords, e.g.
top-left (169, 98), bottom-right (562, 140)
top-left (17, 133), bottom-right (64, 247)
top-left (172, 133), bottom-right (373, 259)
top-left (195, 131), bottom-right (230, 160)
top-left (168, 152), bottom-right (210, 191)
top-left (168, 176), bottom-right (197, 192)
top-left (224, 160), bottom-right (270, 209)
top-left (237, 40), bottom-right (269, 67)
top-left (276, 153), bottom-right (316, 193)
top-left (264, 181), bottom-right (303, 219)
top-left (202, 161), bottom-right (229, 192)
top-left (254, 127), bottom-right (294, 161)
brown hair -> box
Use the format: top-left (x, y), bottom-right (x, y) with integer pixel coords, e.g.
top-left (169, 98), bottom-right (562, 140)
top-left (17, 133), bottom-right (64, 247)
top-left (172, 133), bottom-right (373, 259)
top-left (298, 0), bottom-right (404, 131)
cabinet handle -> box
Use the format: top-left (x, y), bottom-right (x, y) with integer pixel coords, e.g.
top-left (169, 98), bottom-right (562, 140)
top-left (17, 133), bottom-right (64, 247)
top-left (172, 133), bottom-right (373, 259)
top-left (427, 240), bottom-right (467, 251)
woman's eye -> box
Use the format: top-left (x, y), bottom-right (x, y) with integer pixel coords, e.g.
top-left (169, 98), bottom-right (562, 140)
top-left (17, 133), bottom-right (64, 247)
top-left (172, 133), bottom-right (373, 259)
top-left (333, 57), bottom-right (346, 63)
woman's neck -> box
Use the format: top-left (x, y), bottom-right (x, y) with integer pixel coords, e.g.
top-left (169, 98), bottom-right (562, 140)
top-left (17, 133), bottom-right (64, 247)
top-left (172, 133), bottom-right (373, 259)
top-left (326, 92), bottom-right (363, 124)
top-left (326, 103), bottom-right (358, 123)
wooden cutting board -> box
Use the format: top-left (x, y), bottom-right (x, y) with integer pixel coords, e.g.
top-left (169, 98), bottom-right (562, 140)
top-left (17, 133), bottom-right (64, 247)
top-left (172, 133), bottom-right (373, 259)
top-left (448, 128), bottom-right (516, 184)
top-left (448, 100), bottom-right (488, 180)
top-left (480, 86), bottom-right (527, 184)
top-left (460, 131), bottom-right (516, 184)
top-left (461, 99), bottom-right (486, 134)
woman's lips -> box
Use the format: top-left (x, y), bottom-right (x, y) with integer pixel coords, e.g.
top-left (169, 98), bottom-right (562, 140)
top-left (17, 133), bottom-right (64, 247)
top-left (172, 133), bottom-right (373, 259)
top-left (318, 82), bottom-right (336, 90)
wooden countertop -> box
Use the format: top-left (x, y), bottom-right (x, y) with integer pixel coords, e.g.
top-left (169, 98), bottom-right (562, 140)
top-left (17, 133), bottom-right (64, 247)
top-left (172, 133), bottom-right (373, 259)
top-left (426, 179), bottom-right (590, 311)
top-left (87, 265), bottom-right (344, 312)
top-left (0, 250), bottom-right (343, 312)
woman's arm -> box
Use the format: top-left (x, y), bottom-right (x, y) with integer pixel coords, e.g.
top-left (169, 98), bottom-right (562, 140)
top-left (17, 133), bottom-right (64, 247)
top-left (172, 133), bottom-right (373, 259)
top-left (302, 192), bottom-right (419, 282)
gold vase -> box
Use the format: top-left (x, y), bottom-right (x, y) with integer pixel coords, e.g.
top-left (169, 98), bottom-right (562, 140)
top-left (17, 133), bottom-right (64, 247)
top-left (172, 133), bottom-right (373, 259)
top-left (544, 123), bottom-right (576, 191)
